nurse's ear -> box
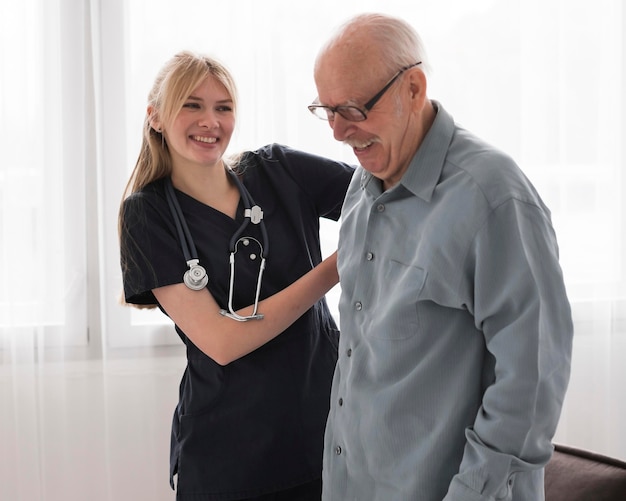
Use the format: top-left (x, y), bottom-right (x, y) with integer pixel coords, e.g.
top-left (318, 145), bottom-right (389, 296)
top-left (148, 106), bottom-right (163, 133)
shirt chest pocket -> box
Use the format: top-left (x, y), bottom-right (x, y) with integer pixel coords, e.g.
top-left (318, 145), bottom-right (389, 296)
top-left (365, 260), bottom-right (428, 340)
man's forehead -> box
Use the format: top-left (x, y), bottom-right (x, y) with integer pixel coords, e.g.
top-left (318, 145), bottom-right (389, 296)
top-left (320, 32), bottom-right (378, 67)
top-left (315, 50), bottom-right (381, 104)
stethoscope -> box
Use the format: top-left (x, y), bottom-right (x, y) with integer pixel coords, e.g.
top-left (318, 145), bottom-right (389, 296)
top-left (164, 169), bottom-right (269, 321)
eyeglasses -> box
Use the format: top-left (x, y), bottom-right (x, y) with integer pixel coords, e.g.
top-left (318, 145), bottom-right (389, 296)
top-left (308, 62), bottom-right (422, 122)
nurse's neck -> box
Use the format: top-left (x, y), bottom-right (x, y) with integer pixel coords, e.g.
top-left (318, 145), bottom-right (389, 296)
top-left (170, 161), bottom-right (240, 219)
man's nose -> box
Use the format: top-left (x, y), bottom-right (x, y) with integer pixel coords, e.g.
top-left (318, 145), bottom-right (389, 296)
top-left (330, 114), bottom-right (355, 142)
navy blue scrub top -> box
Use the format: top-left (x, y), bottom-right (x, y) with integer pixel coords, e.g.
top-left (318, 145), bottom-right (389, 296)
top-left (120, 144), bottom-right (354, 500)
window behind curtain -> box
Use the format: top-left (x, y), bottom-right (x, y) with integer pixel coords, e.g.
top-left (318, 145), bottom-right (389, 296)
top-left (103, 0), bottom-right (626, 341)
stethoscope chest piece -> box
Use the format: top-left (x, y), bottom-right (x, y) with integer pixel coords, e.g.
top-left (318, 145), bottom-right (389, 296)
top-left (183, 259), bottom-right (208, 290)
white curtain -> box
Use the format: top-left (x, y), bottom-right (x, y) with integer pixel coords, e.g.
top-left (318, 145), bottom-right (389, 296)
top-left (1, 1), bottom-right (624, 500)
top-left (0, 0), bottom-right (90, 354)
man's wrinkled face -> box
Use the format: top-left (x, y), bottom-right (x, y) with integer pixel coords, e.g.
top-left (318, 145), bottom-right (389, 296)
top-left (313, 50), bottom-right (418, 189)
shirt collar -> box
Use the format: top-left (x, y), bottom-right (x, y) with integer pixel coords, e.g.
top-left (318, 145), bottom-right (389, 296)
top-left (360, 100), bottom-right (455, 202)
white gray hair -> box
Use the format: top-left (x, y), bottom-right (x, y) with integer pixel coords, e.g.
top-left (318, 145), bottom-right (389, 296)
top-left (318, 13), bottom-right (430, 76)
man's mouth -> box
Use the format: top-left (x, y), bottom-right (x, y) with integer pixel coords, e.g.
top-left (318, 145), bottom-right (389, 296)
top-left (346, 139), bottom-right (375, 152)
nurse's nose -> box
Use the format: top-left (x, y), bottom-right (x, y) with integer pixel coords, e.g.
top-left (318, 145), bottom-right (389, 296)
top-left (198, 109), bottom-right (219, 129)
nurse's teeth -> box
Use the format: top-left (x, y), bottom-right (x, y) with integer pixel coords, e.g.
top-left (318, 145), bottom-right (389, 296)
top-left (193, 136), bottom-right (217, 143)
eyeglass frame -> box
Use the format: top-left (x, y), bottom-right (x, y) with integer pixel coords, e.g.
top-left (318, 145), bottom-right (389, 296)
top-left (308, 61), bottom-right (422, 122)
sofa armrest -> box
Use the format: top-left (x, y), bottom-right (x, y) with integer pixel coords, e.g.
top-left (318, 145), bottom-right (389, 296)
top-left (545, 443), bottom-right (626, 501)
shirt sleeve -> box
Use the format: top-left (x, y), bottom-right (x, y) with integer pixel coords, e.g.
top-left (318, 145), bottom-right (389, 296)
top-left (444, 198), bottom-right (573, 500)
top-left (120, 188), bottom-right (187, 305)
top-left (256, 144), bottom-right (355, 220)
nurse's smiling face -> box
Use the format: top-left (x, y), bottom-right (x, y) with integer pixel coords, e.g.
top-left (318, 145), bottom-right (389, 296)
top-left (162, 76), bottom-right (236, 171)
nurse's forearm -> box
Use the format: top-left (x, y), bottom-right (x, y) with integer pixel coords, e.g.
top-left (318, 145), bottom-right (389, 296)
top-left (216, 251), bottom-right (339, 363)
top-left (153, 252), bottom-right (339, 365)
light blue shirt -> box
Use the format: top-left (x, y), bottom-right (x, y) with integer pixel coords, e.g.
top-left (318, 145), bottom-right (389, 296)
top-left (323, 102), bottom-right (573, 501)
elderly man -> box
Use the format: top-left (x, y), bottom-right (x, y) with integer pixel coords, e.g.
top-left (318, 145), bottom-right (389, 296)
top-left (308, 13), bottom-right (573, 501)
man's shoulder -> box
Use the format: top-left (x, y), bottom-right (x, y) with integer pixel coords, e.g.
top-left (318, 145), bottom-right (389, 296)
top-left (446, 128), bottom-right (538, 208)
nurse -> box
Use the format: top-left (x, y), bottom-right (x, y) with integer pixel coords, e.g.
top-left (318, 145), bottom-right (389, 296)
top-left (118, 51), bottom-right (354, 501)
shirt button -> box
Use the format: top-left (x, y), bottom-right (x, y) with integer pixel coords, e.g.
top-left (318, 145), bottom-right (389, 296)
top-left (376, 204), bottom-right (385, 212)
top-left (338, 397), bottom-right (343, 406)
top-left (355, 302), bottom-right (362, 311)
top-left (335, 446), bottom-right (342, 455)
top-left (365, 252), bottom-right (374, 261)
top-left (346, 348), bottom-right (352, 357)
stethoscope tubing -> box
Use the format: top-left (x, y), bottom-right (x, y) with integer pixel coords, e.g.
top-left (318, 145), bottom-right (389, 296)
top-left (165, 177), bottom-right (198, 263)
top-left (164, 169), bottom-right (269, 320)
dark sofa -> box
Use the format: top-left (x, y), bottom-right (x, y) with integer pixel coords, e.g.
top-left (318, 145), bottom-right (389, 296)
top-left (545, 443), bottom-right (626, 501)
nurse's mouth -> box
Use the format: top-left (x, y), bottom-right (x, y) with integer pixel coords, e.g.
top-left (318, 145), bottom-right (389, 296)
top-left (192, 136), bottom-right (217, 144)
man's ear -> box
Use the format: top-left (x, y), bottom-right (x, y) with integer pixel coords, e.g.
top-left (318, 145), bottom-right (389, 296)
top-left (408, 69), bottom-right (428, 111)
top-left (148, 106), bottom-right (162, 132)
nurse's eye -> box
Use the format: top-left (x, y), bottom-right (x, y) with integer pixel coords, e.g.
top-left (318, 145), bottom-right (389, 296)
top-left (182, 102), bottom-right (201, 109)
top-left (216, 105), bottom-right (233, 113)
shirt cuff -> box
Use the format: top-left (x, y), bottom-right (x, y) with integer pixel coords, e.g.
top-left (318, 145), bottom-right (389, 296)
top-left (443, 474), bottom-right (513, 501)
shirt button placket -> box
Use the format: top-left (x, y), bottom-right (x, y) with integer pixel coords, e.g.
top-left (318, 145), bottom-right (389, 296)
top-left (337, 344), bottom-right (351, 463)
